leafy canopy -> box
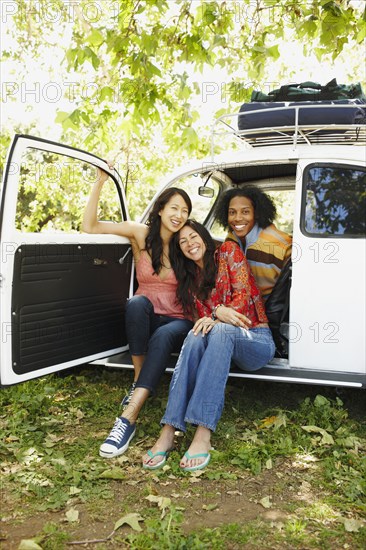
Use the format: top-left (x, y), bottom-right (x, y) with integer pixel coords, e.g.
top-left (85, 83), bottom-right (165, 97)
top-left (2, 0), bottom-right (365, 214)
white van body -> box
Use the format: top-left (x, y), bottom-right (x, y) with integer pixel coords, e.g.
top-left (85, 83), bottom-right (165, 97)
top-left (1, 105), bottom-right (365, 387)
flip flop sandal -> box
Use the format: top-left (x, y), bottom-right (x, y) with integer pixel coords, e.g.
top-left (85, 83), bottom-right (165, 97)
top-left (143, 449), bottom-right (171, 470)
top-left (180, 451), bottom-right (211, 472)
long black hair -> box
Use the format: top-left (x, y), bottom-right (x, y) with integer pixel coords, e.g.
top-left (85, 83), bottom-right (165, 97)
top-left (170, 219), bottom-right (217, 316)
top-left (215, 186), bottom-right (276, 229)
top-left (145, 187), bottom-right (192, 274)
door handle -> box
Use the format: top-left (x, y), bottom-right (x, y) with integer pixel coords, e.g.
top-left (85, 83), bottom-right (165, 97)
top-left (119, 247), bottom-right (132, 265)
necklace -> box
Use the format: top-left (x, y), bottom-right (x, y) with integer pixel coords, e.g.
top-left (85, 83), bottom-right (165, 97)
top-left (161, 252), bottom-right (172, 269)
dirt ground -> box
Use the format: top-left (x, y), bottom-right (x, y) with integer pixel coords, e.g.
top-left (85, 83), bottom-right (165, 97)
top-left (1, 455), bottom-right (311, 549)
top-left (1, 381), bottom-right (365, 549)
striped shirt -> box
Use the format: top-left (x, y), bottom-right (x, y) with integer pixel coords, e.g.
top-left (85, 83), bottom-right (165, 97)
top-left (226, 223), bottom-right (292, 299)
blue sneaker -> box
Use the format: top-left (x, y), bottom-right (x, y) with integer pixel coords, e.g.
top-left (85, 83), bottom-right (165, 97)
top-left (121, 382), bottom-right (136, 407)
top-left (99, 417), bottom-right (136, 458)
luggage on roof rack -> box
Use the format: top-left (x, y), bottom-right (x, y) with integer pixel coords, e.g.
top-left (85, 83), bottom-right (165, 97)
top-left (237, 99), bottom-right (366, 136)
top-left (251, 78), bottom-right (365, 102)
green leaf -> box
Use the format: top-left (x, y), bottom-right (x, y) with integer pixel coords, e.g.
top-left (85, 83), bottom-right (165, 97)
top-left (84, 47), bottom-right (100, 69)
top-left (65, 48), bottom-right (76, 68)
top-left (357, 25), bottom-right (366, 42)
top-left (54, 111), bottom-right (70, 123)
top-left (266, 45), bottom-right (280, 60)
top-left (302, 425), bottom-right (335, 445)
top-left (76, 49), bottom-right (86, 66)
top-left (87, 29), bottom-right (104, 47)
top-left (100, 86), bottom-right (115, 101)
top-left (314, 395), bottom-right (330, 407)
top-left (55, 112), bottom-right (78, 132)
top-left (181, 127), bottom-right (199, 148)
top-left (147, 62), bottom-right (162, 78)
top-left (99, 468), bottom-right (126, 480)
top-left (114, 512), bottom-right (144, 532)
top-left (335, 435), bottom-right (361, 449)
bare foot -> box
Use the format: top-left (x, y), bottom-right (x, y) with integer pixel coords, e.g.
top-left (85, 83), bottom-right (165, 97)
top-left (180, 426), bottom-right (212, 470)
top-left (142, 425), bottom-right (175, 468)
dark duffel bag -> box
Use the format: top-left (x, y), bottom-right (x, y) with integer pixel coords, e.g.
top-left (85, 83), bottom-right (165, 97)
top-left (251, 78), bottom-right (365, 102)
top-left (238, 99), bottom-right (366, 134)
top-left (265, 258), bottom-right (292, 358)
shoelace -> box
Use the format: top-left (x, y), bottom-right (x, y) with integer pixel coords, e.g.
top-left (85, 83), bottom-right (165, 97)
top-left (122, 383), bottom-right (136, 406)
top-left (127, 382), bottom-right (136, 399)
top-left (108, 418), bottom-right (128, 444)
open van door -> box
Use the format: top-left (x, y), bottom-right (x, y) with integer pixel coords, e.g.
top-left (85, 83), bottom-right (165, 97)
top-left (0, 135), bottom-right (134, 385)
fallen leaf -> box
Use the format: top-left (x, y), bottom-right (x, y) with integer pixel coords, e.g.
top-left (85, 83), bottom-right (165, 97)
top-left (191, 470), bottom-right (205, 477)
top-left (114, 512), bottom-right (144, 532)
top-left (259, 496), bottom-right (272, 509)
top-left (302, 425), bottom-right (334, 445)
top-left (50, 457), bottom-right (66, 466)
top-left (145, 495), bottom-right (171, 510)
top-left (65, 508), bottom-right (79, 523)
top-left (202, 503), bottom-right (218, 511)
top-left (259, 415), bottom-right (277, 428)
top-left (265, 458), bottom-right (273, 470)
top-left (68, 408), bottom-right (84, 420)
top-left (18, 541), bottom-right (43, 550)
top-left (69, 486), bottom-right (82, 495)
top-left (98, 468), bottom-right (126, 480)
top-left (116, 455), bottom-right (130, 464)
top-left (342, 518), bottom-right (365, 532)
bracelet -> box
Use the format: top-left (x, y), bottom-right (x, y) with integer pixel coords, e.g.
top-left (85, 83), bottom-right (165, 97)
top-left (211, 303), bottom-right (224, 320)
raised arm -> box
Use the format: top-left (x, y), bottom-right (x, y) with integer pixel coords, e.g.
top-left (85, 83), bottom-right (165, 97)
top-left (81, 167), bottom-right (148, 250)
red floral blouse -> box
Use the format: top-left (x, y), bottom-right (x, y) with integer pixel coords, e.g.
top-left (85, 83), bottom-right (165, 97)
top-left (194, 241), bottom-right (268, 327)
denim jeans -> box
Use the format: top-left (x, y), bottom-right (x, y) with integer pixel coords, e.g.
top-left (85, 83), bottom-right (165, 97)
top-left (161, 324), bottom-right (275, 432)
top-left (125, 295), bottom-right (193, 394)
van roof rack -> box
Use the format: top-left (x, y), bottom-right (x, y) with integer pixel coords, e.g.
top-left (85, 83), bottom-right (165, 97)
top-left (210, 103), bottom-right (366, 160)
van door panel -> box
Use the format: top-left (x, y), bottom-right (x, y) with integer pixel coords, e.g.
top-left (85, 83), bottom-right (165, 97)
top-left (12, 243), bottom-right (131, 375)
top-left (0, 135), bottom-right (133, 385)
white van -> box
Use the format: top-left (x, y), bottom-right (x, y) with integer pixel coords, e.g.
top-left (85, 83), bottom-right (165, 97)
top-left (1, 104), bottom-right (365, 388)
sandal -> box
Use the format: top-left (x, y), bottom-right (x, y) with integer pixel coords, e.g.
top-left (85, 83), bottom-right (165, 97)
top-left (143, 449), bottom-right (171, 470)
top-left (180, 451), bottom-right (211, 472)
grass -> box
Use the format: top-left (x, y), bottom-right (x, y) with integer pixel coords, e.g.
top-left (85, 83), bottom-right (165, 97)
top-left (0, 366), bottom-right (365, 549)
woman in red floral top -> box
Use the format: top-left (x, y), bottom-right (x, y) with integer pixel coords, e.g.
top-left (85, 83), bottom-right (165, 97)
top-left (142, 220), bottom-right (275, 472)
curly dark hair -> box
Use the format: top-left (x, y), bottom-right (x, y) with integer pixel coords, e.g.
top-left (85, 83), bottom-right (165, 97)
top-left (215, 186), bottom-right (276, 229)
top-left (145, 187), bottom-right (192, 274)
top-left (170, 219), bottom-right (217, 316)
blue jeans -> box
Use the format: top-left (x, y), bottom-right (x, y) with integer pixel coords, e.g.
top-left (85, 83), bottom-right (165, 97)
top-left (161, 324), bottom-right (275, 432)
top-left (125, 295), bottom-right (193, 394)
